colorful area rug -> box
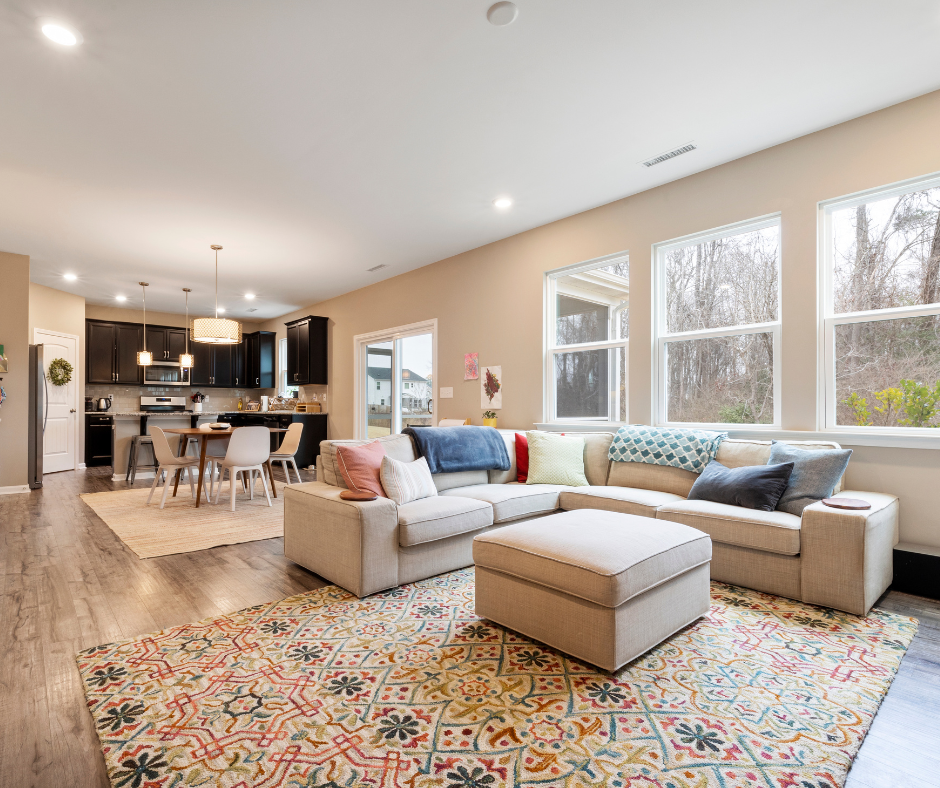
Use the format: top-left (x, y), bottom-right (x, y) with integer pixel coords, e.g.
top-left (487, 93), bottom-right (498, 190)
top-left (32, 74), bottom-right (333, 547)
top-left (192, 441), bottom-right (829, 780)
top-left (80, 481), bottom-right (287, 559)
top-left (76, 570), bottom-right (916, 788)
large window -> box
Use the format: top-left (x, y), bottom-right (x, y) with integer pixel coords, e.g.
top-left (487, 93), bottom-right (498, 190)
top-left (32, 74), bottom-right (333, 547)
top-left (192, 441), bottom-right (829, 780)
top-left (821, 174), bottom-right (940, 432)
top-left (354, 320), bottom-right (436, 438)
top-left (545, 252), bottom-right (629, 423)
top-left (654, 216), bottom-right (781, 427)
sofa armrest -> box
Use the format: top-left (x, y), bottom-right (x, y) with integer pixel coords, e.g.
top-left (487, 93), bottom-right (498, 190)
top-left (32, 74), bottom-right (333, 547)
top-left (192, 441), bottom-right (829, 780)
top-left (283, 482), bottom-right (400, 597)
top-left (800, 491), bottom-right (899, 615)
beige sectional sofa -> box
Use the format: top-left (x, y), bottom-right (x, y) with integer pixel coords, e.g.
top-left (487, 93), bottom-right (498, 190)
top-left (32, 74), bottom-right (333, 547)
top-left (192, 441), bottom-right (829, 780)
top-left (283, 430), bottom-right (899, 615)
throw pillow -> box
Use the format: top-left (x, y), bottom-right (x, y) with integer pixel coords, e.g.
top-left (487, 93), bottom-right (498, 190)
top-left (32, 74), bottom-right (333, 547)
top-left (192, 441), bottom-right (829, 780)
top-left (524, 431), bottom-right (589, 487)
top-left (688, 460), bottom-right (794, 512)
top-left (335, 441), bottom-right (387, 497)
top-left (515, 432), bottom-right (529, 483)
top-left (769, 441), bottom-right (853, 515)
top-left (380, 455), bottom-right (438, 505)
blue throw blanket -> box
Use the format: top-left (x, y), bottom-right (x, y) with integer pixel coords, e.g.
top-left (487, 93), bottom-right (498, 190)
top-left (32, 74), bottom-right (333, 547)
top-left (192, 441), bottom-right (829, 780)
top-left (608, 425), bottom-right (726, 473)
top-left (403, 426), bottom-right (511, 475)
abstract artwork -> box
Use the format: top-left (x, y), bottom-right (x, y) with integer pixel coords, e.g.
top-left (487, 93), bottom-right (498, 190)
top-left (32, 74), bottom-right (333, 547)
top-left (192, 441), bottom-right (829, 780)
top-left (481, 365), bottom-right (502, 409)
top-left (463, 352), bottom-right (478, 380)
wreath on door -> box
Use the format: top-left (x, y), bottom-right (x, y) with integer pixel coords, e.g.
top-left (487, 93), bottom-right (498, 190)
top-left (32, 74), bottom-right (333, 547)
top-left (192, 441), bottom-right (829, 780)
top-left (48, 357), bottom-right (73, 386)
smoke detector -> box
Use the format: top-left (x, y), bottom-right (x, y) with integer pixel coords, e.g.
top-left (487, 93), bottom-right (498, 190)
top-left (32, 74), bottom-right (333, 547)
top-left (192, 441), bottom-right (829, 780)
top-left (641, 143), bottom-right (697, 168)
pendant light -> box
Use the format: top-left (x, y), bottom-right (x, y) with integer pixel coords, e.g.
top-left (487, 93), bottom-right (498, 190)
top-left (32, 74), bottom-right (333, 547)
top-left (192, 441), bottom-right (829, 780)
top-left (191, 245), bottom-right (241, 344)
top-left (137, 282), bottom-right (153, 366)
top-left (180, 288), bottom-right (194, 368)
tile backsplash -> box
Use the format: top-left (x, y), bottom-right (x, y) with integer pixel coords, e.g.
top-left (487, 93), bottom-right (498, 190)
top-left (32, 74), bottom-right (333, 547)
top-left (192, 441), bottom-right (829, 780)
top-left (85, 385), bottom-right (270, 412)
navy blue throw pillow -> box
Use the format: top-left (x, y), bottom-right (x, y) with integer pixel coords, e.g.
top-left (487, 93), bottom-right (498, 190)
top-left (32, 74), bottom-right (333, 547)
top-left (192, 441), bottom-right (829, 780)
top-left (688, 460), bottom-right (794, 512)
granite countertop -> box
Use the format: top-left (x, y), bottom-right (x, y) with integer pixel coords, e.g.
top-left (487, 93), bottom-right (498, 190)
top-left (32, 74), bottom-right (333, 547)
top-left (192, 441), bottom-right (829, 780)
top-left (85, 411), bottom-right (230, 417)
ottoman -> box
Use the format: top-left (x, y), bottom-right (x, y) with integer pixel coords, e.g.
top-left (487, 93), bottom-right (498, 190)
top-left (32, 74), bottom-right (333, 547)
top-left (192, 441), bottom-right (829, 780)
top-left (472, 509), bottom-right (712, 671)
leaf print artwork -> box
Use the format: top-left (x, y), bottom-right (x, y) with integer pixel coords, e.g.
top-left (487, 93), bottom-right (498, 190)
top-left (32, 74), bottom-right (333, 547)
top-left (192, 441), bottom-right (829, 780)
top-left (481, 366), bottom-right (502, 409)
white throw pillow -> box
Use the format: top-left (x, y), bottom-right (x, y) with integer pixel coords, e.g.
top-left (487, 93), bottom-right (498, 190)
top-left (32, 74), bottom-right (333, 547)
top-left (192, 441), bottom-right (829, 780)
top-left (380, 455), bottom-right (438, 505)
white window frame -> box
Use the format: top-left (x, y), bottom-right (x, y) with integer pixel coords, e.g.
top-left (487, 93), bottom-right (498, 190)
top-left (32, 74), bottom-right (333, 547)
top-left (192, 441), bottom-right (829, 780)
top-left (652, 213), bottom-right (782, 430)
top-left (544, 251), bottom-right (629, 425)
top-left (353, 318), bottom-right (437, 439)
top-left (819, 171), bottom-right (940, 437)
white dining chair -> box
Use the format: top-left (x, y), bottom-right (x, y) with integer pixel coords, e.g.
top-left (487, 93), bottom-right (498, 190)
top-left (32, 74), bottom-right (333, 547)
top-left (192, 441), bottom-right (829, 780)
top-left (147, 426), bottom-right (203, 509)
top-left (267, 423), bottom-right (304, 485)
top-left (213, 426), bottom-right (273, 511)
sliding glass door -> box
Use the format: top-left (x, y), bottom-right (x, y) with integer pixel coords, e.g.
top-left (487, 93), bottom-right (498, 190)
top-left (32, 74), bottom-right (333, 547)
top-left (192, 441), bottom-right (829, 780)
top-left (356, 320), bottom-right (436, 438)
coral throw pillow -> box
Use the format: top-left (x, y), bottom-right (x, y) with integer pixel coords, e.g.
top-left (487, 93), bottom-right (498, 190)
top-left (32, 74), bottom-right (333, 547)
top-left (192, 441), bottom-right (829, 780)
top-left (515, 433), bottom-right (529, 483)
top-left (335, 441), bottom-right (387, 497)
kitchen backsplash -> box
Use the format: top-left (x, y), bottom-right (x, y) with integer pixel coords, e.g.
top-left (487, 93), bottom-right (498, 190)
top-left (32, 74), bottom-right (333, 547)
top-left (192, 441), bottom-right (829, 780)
top-left (85, 385), bottom-right (270, 412)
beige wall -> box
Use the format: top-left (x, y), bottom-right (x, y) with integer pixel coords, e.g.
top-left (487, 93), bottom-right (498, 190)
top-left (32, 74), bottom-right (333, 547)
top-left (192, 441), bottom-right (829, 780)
top-left (262, 89), bottom-right (940, 551)
top-left (0, 252), bottom-right (31, 490)
top-left (29, 283), bottom-right (87, 466)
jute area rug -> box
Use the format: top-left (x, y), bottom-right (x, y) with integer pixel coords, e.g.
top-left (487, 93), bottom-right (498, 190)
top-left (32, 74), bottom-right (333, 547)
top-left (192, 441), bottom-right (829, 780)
top-left (80, 480), bottom-right (288, 559)
top-left (76, 569), bottom-right (916, 788)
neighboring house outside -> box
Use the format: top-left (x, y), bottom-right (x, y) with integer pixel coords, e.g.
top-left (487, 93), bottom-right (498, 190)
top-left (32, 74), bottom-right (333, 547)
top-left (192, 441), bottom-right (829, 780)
top-left (367, 367), bottom-right (430, 413)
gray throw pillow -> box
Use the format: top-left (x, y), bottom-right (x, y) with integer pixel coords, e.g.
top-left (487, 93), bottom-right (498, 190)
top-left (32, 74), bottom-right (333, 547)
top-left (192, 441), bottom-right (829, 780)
top-left (769, 441), bottom-right (852, 516)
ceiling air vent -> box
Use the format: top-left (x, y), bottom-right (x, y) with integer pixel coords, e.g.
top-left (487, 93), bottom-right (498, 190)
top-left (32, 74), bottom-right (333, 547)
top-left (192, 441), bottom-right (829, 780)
top-left (247, 308), bottom-right (258, 313)
top-left (367, 264), bottom-right (389, 272)
top-left (641, 143), bottom-right (697, 168)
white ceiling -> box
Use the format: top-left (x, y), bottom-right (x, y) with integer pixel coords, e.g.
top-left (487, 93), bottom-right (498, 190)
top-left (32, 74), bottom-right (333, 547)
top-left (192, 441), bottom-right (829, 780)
top-left (3, 1), bottom-right (940, 319)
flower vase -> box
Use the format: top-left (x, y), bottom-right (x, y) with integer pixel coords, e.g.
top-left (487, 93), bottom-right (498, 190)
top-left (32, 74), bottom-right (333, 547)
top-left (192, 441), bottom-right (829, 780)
top-left (194, 403), bottom-right (203, 413)
top-left (483, 417), bottom-right (497, 428)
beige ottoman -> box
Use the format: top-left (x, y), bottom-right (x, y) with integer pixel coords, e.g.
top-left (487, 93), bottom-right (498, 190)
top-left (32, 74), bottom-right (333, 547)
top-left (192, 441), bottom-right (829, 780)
top-left (473, 510), bottom-right (712, 671)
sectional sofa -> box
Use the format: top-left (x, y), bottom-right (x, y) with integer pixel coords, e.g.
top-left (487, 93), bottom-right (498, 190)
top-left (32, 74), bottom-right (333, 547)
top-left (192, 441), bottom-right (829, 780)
top-left (282, 430), bottom-right (899, 615)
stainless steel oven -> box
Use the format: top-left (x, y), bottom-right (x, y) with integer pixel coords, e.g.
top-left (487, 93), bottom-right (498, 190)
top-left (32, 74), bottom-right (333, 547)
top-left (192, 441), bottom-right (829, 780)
top-left (144, 361), bottom-right (190, 386)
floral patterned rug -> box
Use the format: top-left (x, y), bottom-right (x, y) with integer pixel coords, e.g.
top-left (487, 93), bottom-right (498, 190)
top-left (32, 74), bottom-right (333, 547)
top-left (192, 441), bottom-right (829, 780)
top-left (76, 569), bottom-right (916, 788)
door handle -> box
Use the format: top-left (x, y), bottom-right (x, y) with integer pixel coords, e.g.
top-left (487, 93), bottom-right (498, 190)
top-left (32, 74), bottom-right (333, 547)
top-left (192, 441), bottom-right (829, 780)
top-left (256, 377), bottom-right (259, 385)
top-left (70, 408), bottom-right (76, 413)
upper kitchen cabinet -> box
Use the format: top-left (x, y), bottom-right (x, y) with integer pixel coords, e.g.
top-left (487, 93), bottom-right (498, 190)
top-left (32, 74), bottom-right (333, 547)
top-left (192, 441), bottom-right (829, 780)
top-left (86, 320), bottom-right (142, 384)
top-left (189, 342), bottom-right (234, 388)
top-left (145, 327), bottom-right (189, 361)
top-left (245, 331), bottom-right (276, 389)
top-left (285, 316), bottom-right (328, 386)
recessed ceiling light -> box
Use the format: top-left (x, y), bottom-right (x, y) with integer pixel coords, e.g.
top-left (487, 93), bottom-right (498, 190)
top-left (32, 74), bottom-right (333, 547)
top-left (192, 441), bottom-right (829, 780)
top-left (245, 293), bottom-right (256, 300)
top-left (116, 295), bottom-right (127, 302)
top-left (493, 197), bottom-right (513, 209)
top-left (217, 307), bottom-right (226, 314)
top-left (63, 272), bottom-right (77, 281)
top-left (41, 22), bottom-right (82, 46)
top-left (487, 2), bottom-right (518, 26)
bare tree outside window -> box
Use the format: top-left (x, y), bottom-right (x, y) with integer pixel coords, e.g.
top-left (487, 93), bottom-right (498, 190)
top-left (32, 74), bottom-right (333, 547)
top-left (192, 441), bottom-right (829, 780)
top-left (548, 255), bottom-right (628, 421)
top-left (659, 223), bottom-right (780, 424)
top-left (829, 184), bottom-right (940, 428)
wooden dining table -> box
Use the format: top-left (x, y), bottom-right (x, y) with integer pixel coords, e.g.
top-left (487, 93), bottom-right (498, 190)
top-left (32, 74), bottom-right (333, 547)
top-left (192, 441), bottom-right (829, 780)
top-left (162, 426), bottom-right (288, 507)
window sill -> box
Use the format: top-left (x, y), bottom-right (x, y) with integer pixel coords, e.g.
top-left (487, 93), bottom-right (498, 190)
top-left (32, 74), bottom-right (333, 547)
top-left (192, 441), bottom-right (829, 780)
top-left (536, 423), bottom-right (940, 450)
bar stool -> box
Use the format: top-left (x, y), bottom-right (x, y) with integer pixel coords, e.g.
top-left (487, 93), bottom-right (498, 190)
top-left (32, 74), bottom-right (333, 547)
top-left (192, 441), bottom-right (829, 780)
top-left (126, 435), bottom-right (157, 483)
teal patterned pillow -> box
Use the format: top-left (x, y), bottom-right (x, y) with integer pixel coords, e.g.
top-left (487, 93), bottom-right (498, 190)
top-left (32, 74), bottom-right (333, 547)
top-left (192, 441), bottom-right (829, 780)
top-left (608, 425), bottom-right (726, 473)
top-left (525, 431), bottom-right (589, 487)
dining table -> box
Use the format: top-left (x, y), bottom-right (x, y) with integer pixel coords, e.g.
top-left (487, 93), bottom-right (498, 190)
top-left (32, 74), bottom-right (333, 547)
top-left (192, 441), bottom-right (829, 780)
top-left (162, 426), bottom-right (288, 507)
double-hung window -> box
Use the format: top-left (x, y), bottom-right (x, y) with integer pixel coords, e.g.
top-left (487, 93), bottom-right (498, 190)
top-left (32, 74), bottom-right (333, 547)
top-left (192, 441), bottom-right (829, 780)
top-left (545, 252), bottom-right (629, 423)
top-left (821, 174), bottom-right (940, 433)
top-left (653, 215), bottom-right (781, 427)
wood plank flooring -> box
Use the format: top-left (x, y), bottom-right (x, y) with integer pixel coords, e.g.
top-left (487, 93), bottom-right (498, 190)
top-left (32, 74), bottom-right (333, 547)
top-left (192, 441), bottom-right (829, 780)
top-left (1, 467), bottom-right (937, 787)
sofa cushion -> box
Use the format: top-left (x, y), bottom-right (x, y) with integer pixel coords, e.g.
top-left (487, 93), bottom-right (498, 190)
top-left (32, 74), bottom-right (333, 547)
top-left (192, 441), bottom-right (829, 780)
top-left (433, 470), bottom-right (489, 492)
top-left (768, 441), bottom-right (853, 515)
top-left (716, 439), bottom-right (846, 493)
top-left (526, 432), bottom-right (589, 486)
top-left (487, 429), bottom-right (519, 484)
top-left (320, 434), bottom-right (417, 488)
top-left (380, 456), bottom-right (438, 505)
top-left (607, 461), bottom-right (698, 497)
top-left (656, 499), bottom-right (802, 555)
top-left (473, 510), bottom-right (712, 608)
top-left (559, 486), bottom-right (685, 518)
top-left (441, 483), bottom-right (565, 523)
top-left (397, 496), bottom-right (494, 547)
top-left (335, 441), bottom-right (387, 497)
top-left (688, 460), bottom-right (793, 512)
top-left (538, 431), bottom-right (613, 486)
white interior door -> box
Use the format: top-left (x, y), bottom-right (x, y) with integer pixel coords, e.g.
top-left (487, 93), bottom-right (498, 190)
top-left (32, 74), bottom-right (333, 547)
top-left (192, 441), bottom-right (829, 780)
top-left (35, 329), bottom-right (79, 473)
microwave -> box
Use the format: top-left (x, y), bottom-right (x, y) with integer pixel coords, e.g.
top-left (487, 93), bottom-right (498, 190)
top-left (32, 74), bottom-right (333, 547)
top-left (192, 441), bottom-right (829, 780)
top-left (144, 361), bottom-right (190, 386)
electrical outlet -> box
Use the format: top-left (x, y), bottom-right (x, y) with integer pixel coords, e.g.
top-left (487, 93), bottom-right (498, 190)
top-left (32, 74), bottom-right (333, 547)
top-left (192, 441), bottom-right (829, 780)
top-left (439, 387), bottom-right (453, 399)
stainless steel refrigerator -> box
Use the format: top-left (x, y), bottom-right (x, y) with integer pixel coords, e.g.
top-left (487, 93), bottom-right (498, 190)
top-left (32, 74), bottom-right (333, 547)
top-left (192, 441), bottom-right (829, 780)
top-left (28, 344), bottom-right (46, 489)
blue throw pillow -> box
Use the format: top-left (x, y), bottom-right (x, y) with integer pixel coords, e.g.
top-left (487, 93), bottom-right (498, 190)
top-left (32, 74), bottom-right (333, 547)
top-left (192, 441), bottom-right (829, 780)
top-left (768, 442), bottom-right (853, 516)
top-left (688, 460), bottom-right (794, 512)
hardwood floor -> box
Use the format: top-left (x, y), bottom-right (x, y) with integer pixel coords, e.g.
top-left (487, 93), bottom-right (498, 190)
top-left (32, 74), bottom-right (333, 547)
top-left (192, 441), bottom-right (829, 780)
top-left (1, 467), bottom-right (937, 788)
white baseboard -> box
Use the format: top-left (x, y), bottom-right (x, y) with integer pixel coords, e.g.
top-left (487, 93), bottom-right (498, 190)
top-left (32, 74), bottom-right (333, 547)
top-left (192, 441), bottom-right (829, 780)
top-left (78, 463), bottom-right (86, 470)
top-left (111, 471), bottom-right (157, 481)
top-left (0, 484), bottom-right (31, 495)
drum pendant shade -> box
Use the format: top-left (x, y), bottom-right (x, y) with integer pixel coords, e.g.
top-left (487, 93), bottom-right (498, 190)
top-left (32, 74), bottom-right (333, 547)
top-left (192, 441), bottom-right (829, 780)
top-left (192, 245), bottom-right (242, 344)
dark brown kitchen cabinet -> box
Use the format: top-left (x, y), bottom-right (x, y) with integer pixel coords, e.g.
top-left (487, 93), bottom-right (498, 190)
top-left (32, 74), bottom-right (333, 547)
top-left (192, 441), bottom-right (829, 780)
top-left (232, 341), bottom-right (246, 387)
top-left (285, 316), bottom-right (327, 386)
top-left (245, 331), bottom-right (276, 389)
top-left (86, 320), bottom-right (142, 384)
top-left (190, 341), bottom-right (213, 387)
top-left (212, 345), bottom-right (234, 388)
top-left (167, 329), bottom-right (188, 360)
top-left (189, 342), bottom-right (234, 387)
top-left (145, 327), bottom-right (189, 361)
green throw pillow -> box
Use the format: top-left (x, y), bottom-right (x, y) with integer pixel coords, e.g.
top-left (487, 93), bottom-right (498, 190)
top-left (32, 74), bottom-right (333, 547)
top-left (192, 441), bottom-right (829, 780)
top-left (525, 431), bottom-right (589, 487)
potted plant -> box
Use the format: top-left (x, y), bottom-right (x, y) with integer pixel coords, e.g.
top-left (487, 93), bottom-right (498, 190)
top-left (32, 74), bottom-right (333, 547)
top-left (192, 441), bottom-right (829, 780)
top-left (482, 410), bottom-right (498, 428)
top-left (191, 391), bottom-right (207, 413)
